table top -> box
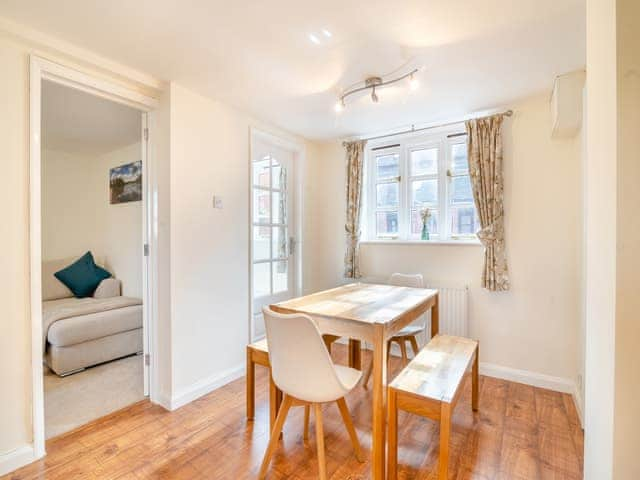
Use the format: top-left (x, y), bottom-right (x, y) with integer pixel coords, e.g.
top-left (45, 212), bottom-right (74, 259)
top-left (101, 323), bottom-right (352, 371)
top-left (272, 283), bottom-right (438, 326)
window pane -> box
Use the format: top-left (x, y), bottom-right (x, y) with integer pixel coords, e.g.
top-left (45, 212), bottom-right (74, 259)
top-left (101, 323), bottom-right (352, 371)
top-left (450, 206), bottom-right (480, 236)
top-left (272, 191), bottom-right (286, 224)
top-left (253, 188), bottom-right (270, 223)
top-left (411, 179), bottom-right (438, 206)
top-left (376, 182), bottom-right (399, 207)
top-left (451, 175), bottom-right (474, 204)
top-left (253, 262), bottom-right (270, 297)
top-left (273, 261), bottom-right (288, 293)
top-left (253, 157), bottom-right (270, 187)
top-left (273, 226), bottom-right (287, 259)
top-left (376, 211), bottom-right (398, 237)
top-left (451, 143), bottom-right (468, 173)
top-left (376, 154), bottom-right (399, 179)
top-left (410, 148), bottom-right (438, 176)
top-left (253, 225), bottom-right (270, 261)
top-left (272, 162), bottom-right (285, 190)
top-left (411, 209), bottom-right (439, 236)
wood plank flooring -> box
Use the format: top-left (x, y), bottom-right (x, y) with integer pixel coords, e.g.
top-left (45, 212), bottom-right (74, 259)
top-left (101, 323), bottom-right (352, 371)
top-left (3, 345), bottom-right (583, 479)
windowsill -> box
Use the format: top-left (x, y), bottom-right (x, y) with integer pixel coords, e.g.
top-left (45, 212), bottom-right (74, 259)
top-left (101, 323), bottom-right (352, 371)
top-left (361, 239), bottom-right (482, 246)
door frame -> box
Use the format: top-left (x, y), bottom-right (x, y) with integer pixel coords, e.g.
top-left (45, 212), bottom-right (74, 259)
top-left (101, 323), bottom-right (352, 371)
top-left (29, 55), bottom-right (159, 457)
top-left (248, 128), bottom-right (305, 342)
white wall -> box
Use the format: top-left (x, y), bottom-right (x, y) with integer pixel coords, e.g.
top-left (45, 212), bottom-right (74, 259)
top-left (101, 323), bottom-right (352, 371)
top-left (308, 93), bottom-right (583, 391)
top-left (166, 83), bottom-right (314, 405)
top-left (41, 143), bottom-right (143, 298)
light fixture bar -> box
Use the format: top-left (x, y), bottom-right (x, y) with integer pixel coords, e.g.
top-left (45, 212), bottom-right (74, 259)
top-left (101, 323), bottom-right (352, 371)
top-left (338, 68), bottom-right (419, 106)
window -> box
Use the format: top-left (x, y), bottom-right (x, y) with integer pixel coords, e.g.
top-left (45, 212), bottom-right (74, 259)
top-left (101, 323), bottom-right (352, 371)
top-left (364, 129), bottom-right (480, 242)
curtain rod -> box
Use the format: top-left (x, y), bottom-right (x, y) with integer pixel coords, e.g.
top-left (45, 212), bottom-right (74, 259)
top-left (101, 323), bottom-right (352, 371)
top-left (344, 109), bottom-right (513, 145)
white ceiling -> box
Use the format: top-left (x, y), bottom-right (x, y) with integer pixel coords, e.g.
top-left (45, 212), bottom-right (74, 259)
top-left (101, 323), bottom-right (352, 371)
top-left (42, 80), bottom-right (141, 155)
top-left (4, 0), bottom-right (585, 140)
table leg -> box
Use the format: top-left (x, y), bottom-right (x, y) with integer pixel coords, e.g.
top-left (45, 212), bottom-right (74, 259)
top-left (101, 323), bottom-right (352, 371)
top-left (348, 339), bottom-right (362, 370)
top-left (269, 372), bottom-right (283, 435)
top-left (431, 293), bottom-right (440, 338)
top-left (372, 325), bottom-right (388, 480)
top-left (246, 348), bottom-right (255, 420)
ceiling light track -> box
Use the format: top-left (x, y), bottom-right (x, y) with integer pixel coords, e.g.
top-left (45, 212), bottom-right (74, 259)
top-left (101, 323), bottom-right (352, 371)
top-left (335, 68), bottom-right (419, 112)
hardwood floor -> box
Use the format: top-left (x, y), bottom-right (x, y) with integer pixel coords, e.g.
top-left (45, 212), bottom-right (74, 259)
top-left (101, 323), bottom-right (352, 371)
top-left (4, 345), bottom-right (583, 480)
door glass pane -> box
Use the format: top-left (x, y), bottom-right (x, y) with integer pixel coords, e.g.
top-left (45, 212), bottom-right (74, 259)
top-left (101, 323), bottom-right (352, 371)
top-left (376, 211), bottom-right (399, 237)
top-left (376, 182), bottom-right (399, 207)
top-left (451, 143), bottom-right (468, 174)
top-left (272, 191), bottom-right (286, 224)
top-left (450, 206), bottom-right (480, 235)
top-left (273, 261), bottom-right (288, 293)
top-left (410, 148), bottom-right (438, 176)
top-left (451, 175), bottom-right (473, 204)
top-left (253, 188), bottom-right (270, 223)
top-left (253, 157), bottom-right (270, 187)
top-left (411, 179), bottom-right (438, 205)
top-left (253, 262), bottom-right (270, 297)
top-left (273, 226), bottom-right (287, 259)
top-left (272, 162), bottom-right (284, 190)
top-left (376, 154), bottom-right (399, 179)
top-left (411, 209), bottom-right (439, 236)
top-left (253, 225), bottom-right (271, 261)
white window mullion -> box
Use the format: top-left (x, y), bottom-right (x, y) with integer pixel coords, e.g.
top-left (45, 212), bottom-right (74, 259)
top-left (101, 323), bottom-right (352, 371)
top-left (439, 139), bottom-right (450, 241)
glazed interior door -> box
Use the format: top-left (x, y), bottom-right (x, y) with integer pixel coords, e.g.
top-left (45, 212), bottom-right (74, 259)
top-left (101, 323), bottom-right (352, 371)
top-left (251, 137), bottom-right (296, 340)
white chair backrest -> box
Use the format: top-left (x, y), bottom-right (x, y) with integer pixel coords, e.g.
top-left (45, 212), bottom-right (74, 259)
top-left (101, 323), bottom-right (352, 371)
top-left (262, 307), bottom-right (348, 402)
top-left (389, 273), bottom-right (424, 288)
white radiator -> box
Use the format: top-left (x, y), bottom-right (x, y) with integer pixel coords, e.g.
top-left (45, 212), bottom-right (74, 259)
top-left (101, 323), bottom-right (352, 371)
top-left (424, 285), bottom-right (469, 339)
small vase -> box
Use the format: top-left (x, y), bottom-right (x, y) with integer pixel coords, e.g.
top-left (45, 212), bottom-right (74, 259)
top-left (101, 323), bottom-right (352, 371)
top-left (421, 223), bottom-right (429, 240)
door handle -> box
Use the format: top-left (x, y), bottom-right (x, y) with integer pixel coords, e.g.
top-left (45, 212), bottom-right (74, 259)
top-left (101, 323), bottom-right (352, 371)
top-left (289, 237), bottom-right (296, 256)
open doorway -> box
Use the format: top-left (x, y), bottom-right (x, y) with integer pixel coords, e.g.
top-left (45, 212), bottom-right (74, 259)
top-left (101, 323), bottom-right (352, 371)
top-left (39, 79), bottom-right (148, 439)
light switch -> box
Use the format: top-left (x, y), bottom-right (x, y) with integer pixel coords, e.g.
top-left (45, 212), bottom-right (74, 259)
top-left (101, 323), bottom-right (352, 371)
top-left (213, 195), bottom-right (223, 209)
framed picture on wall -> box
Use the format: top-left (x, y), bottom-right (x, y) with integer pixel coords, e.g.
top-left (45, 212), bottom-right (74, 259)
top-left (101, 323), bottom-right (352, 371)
top-left (110, 161), bottom-right (142, 204)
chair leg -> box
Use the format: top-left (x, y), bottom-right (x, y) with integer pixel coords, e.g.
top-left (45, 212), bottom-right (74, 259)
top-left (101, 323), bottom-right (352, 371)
top-left (259, 395), bottom-right (293, 479)
top-left (362, 357), bottom-right (373, 389)
top-left (303, 405), bottom-right (310, 440)
top-left (409, 335), bottom-right (420, 358)
top-left (314, 403), bottom-right (328, 480)
top-left (246, 348), bottom-right (255, 420)
top-left (386, 339), bottom-right (392, 365)
top-left (399, 340), bottom-right (408, 365)
top-left (336, 397), bottom-right (364, 462)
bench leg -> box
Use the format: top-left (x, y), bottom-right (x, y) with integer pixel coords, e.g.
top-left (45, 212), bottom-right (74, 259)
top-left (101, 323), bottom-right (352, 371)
top-left (439, 403), bottom-right (451, 479)
top-left (246, 348), bottom-right (255, 420)
top-left (409, 335), bottom-right (420, 358)
top-left (472, 344), bottom-right (479, 412)
top-left (349, 339), bottom-right (362, 370)
top-left (387, 389), bottom-right (398, 480)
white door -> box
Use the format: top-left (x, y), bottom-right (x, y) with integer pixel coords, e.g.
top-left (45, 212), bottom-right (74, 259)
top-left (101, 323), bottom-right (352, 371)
top-left (251, 136), bottom-right (297, 341)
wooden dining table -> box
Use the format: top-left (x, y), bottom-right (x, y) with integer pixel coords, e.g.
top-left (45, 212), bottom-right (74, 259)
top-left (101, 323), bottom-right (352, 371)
top-left (271, 282), bottom-right (439, 480)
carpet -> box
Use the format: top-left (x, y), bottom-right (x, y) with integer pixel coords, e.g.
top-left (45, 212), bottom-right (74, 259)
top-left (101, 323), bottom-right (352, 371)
top-left (44, 354), bottom-right (145, 439)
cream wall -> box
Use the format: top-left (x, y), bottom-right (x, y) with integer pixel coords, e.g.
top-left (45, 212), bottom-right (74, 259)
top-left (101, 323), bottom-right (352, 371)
top-left (612, 0), bottom-right (640, 477)
top-left (42, 143), bottom-right (143, 298)
top-left (307, 94), bottom-right (583, 388)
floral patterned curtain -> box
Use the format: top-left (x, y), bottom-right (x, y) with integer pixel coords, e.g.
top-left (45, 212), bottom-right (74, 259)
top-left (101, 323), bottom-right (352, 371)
top-left (466, 114), bottom-right (510, 291)
top-left (343, 140), bottom-right (367, 278)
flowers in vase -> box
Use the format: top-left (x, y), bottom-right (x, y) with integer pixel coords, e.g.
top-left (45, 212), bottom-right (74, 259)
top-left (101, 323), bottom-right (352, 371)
top-left (420, 207), bottom-right (432, 240)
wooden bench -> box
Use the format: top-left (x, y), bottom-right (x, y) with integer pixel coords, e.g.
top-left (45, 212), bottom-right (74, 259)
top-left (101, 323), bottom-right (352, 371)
top-left (387, 334), bottom-right (479, 479)
top-left (246, 335), bottom-right (345, 433)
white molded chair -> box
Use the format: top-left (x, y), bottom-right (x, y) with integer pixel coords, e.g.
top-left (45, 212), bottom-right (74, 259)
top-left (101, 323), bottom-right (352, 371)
top-left (259, 307), bottom-right (364, 480)
top-left (362, 273), bottom-right (425, 388)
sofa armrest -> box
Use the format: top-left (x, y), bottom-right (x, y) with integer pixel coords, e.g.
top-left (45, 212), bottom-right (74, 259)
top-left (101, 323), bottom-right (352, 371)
top-left (93, 278), bottom-right (122, 298)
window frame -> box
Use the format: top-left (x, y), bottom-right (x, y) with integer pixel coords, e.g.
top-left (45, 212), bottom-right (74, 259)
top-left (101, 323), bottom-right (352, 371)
top-left (363, 125), bottom-right (480, 243)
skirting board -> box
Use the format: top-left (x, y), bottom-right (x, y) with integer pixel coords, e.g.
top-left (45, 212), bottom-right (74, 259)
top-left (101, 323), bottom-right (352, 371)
top-left (167, 364), bottom-right (245, 411)
top-left (0, 445), bottom-right (37, 476)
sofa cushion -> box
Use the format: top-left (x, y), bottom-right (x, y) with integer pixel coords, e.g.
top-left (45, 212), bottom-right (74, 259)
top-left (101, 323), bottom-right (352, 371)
top-left (45, 299), bottom-right (142, 347)
top-left (54, 252), bottom-right (111, 298)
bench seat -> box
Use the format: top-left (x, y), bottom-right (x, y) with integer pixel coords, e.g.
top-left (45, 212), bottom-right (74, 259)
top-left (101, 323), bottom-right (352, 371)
top-left (387, 334), bottom-right (479, 479)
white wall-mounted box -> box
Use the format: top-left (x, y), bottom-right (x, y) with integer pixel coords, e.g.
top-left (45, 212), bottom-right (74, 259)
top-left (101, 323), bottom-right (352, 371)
top-left (551, 70), bottom-right (586, 138)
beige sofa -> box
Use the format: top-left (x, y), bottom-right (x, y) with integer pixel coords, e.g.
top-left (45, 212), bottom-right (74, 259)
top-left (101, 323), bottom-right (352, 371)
top-left (42, 257), bottom-right (143, 376)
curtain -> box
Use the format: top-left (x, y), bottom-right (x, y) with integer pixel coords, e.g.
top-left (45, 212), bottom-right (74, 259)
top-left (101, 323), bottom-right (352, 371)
top-left (466, 114), bottom-right (510, 291)
top-left (343, 140), bottom-right (367, 279)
